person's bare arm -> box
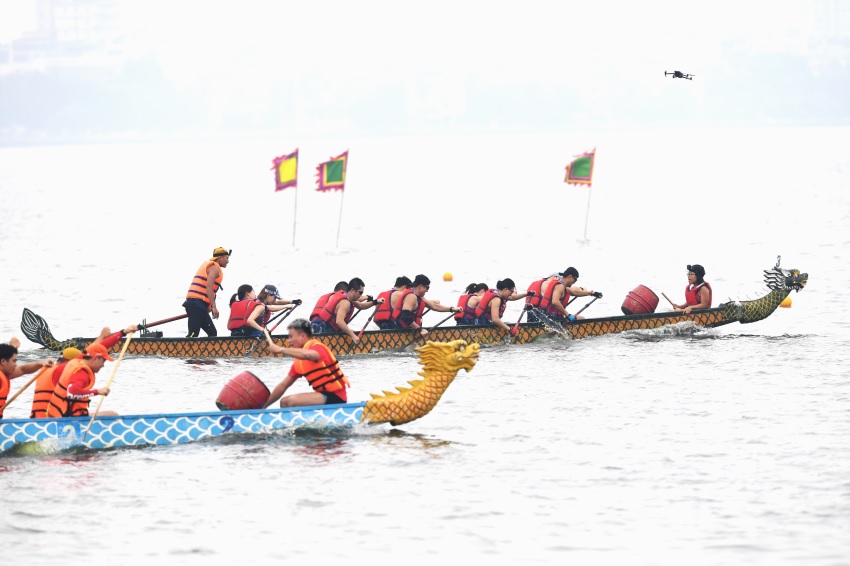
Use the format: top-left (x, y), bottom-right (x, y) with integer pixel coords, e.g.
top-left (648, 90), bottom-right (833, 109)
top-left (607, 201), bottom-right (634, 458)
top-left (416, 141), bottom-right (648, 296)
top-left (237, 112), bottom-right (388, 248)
top-left (207, 264), bottom-right (222, 319)
top-left (335, 300), bottom-right (358, 342)
top-left (265, 374), bottom-right (297, 408)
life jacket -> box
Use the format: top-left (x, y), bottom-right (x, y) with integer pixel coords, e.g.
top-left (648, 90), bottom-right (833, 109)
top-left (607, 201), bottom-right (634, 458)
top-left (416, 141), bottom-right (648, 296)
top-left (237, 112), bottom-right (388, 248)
top-left (30, 363), bottom-right (65, 419)
top-left (396, 289), bottom-right (426, 328)
top-left (373, 289), bottom-right (402, 323)
top-left (227, 299), bottom-right (264, 330)
top-left (185, 260), bottom-right (223, 304)
top-left (685, 281), bottom-right (713, 308)
top-left (46, 360), bottom-right (95, 418)
top-left (0, 369), bottom-right (9, 418)
top-left (475, 289), bottom-right (507, 322)
top-left (455, 294), bottom-right (478, 322)
top-left (310, 290), bottom-right (354, 331)
top-left (292, 339), bottom-right (350, 394)
top-left (526, 278), bottom-right (557, 311)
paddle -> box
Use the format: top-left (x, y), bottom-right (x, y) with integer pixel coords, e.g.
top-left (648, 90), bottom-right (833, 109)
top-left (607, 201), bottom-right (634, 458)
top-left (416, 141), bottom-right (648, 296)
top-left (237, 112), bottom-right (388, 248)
top-left (82, 332), bottom-right (133, 441)
top-left (267, 304), bottom-right (300, 334)
top-left (139, 313), bottom-right (188, 331)
top-left (573, 296), bottom-right (599, 318)
top-left (2, 365), bottom-right (51, 411)
top-left (661, 292), bottom-right (677, 309)
top-left (418, 311), bottom-right (456, 342)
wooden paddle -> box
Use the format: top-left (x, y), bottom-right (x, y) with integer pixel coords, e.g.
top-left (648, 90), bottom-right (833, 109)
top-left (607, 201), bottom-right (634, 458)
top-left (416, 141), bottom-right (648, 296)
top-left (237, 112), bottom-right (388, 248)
top-left (82, 332), bottom-right (133, 441)
top-left (2, 365), bottom-right (51, 411)
top-left (418, 311), bottom-right (456, 342)
top-left (267, 304), bottom-right (300, 333)
top-left (572, 296), bottom-right (599, 318)
top-left (661, 292), bottom-right (677, 309)
top-left (139, 313), bottom-right (188, 330)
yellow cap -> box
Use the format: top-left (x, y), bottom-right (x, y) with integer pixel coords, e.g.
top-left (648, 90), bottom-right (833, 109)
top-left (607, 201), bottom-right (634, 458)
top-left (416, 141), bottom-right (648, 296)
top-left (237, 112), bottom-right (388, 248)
top-left (62, 347), bottom-right (82, 360)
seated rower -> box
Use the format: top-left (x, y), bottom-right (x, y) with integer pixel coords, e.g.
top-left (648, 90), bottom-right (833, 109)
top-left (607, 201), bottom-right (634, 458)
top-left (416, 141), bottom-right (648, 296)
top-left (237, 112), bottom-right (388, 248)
top-left (455, 283), bottom-right (487, 325)
top-left (309, 278), bottom-right (383, 343)
top-left (228, 284), bottom-right (295, 337)
top-left (472, 278), bottom-right (526, 335)
top-left (0, 338), bottom-right (55, 420)
top-left (395, 274), bottom-right (462, 336)
top-left (30, 325), bottom-right (137, 419)
top-left (45, 341), bottom-right (132, 418)
top-left (672, 264), bottom-right (712, 315)
top-left (262, 319), bottom-right (350, 408)
top-left (373, 276), bottom-right (412, 330)
top-left (525, 267), bottom-right (601, 323)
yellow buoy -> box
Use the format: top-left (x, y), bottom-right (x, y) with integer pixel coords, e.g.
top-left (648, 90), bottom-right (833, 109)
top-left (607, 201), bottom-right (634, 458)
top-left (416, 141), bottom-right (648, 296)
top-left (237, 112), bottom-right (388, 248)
top-left (779, 296), bottom-right (792, 308)
top-left (443, 272), bottom-right (453, 282)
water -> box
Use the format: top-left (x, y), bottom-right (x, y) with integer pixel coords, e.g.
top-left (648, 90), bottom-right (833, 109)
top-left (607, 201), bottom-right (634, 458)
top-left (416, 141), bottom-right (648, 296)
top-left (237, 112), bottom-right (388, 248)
top-left (1, 128), bottom-right (849, 565)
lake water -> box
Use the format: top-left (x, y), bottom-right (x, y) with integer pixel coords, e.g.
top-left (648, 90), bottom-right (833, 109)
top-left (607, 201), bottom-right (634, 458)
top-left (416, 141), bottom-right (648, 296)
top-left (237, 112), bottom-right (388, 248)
top-left (1, 128), bottom-right (848, 565)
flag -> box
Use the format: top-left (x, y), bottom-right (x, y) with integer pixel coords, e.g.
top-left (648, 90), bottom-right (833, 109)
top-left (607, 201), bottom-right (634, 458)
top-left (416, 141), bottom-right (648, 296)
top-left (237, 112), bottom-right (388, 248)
top-left (272, 149), bottom-right (298, 191)
top-left (315, 150), bottom-right (348, 192)
top-left (564, 148), bottom-right (596, 186)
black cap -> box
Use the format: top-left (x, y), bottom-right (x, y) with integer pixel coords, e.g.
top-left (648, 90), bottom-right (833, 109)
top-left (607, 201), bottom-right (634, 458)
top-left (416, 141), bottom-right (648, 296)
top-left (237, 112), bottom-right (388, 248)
top-left (412, 274), bottom-right (431, 287)
top-left (262, 284), bottom-right (281, 299)
top-left (559, 267), bottom-right (579, 279)
top-left (687, 264), bottom-right (705, 278)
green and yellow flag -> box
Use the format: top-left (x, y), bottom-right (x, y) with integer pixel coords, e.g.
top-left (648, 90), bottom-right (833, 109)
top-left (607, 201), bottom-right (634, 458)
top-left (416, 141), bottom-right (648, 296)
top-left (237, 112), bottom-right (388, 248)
top-left (564, 148), bottom-right (595, 186)
top-left (272, 149), bottom-right (298, 191)
top-left (316, 150), bottom-right (348, 192)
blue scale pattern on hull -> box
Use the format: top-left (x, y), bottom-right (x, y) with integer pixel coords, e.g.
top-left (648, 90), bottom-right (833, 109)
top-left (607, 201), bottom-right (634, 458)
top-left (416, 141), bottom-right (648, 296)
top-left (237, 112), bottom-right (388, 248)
top-left (0, 403), bottom-right (368, 454)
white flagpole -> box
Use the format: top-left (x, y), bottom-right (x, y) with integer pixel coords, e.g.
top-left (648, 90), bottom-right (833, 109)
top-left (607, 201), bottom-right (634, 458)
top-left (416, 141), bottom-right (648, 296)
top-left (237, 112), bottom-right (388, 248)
top-left (582, 185), bottom-right (592, 241)
top-left (335, 189), bottom-right (345, 248)
top-left (292, 187), bottom-right (299, 247)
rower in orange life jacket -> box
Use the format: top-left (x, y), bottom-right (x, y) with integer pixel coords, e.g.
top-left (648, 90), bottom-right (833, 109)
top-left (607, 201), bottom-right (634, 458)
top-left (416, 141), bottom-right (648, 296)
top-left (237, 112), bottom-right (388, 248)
top-left (183, 247), bottom-right (230, 338)
top-left (373, 276), bottom-right (413, 330)
top-left (45, 342), bottom-right (121, 418)
top-left (672, 264), bottom-right (713, 315)
top-left (262, 318), bottom-right (351, 408)
top-left (309, 278), bottom-right (383, 343)
top-left (455, 283), bottom-right (487, 325)
top-left (0, 339), bottom-right (55, 420)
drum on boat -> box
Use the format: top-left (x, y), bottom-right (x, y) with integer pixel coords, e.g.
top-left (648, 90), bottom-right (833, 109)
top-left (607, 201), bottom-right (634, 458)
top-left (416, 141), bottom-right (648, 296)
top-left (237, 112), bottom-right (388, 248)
top-left (216, 371), bottom-right (270, 411)
top-left (621, 285), bottom-right (659, 315)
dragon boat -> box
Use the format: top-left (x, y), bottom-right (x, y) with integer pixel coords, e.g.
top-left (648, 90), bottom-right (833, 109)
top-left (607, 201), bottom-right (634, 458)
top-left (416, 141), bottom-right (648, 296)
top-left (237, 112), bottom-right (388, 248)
top-left (0, 340), bottom-right (479, 455)
top-left (20, 258), bottom-right (807, 359)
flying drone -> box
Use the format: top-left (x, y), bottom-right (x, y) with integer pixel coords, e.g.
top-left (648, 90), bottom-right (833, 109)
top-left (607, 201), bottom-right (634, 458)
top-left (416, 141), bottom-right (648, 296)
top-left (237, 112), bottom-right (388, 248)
top-left (665, 70), bottom-right (693, 80)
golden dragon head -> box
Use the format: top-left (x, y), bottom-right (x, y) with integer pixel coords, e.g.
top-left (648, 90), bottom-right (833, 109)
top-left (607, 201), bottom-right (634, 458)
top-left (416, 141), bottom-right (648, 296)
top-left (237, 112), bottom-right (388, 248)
top-left (361, 340), bottom-right (479, 427)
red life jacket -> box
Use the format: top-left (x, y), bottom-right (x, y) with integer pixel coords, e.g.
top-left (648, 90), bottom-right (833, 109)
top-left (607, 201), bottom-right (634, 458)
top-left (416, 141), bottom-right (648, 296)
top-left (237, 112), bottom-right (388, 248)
top-left (475, 289), bottom-right (507, 321)
top-left (527, 277), bottom-right (569, 317)
top-left (373, 289), bottom-right (401, 323)
top-left (455, 294), bottom-right (478, 321)
top-left (685, 281), bottom-right (712, 308)
top-left (396, 289), bottom-right (425, 328)
top-left (310, 290), bottom-right (354, 331)
top-left (227, 299), bottom-right (264, 330)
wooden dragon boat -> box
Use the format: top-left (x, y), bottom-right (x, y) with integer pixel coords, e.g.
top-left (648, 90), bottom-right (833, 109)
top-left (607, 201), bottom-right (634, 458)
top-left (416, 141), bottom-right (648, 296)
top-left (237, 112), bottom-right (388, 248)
top-left (20, 257), bottom-right (807, 359)
top-left (0, 340), bottom-right (479, 455)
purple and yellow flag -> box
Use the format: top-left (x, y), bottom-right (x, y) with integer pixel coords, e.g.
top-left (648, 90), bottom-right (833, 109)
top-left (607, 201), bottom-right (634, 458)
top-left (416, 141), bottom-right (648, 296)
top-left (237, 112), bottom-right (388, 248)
top-left (315, 150), bottom-right (348, 192)
top-left (564, 148), bottom-right (596, 187)
top-left (272, 149), bottom-right (299, 192)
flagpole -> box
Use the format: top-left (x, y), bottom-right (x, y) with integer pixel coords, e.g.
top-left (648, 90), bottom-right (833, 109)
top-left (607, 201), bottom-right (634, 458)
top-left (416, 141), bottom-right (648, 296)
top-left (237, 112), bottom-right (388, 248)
top-left (335, 189), bottom-right (345, 248)
top-left (292, 187), bottom-right (299, 247)
top-left (583, 185), bottom-right (592, 241)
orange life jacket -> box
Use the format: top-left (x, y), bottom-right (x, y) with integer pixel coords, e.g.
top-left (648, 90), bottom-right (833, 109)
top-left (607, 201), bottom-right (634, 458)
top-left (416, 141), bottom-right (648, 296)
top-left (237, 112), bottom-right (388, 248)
top-left (0, 369), bottom-right (9, 418)
top-left (373, 289), bottom-right (401, 323)
top-left (685, 281), bottom-right (712, 308)
top-left (475, 289), bottom-right (507, 321)
top-left (455, 294), bottom-right (477, 321)
top-left (227, 299), bottom-right (264, 330)
top-left (185, 260), bottom-right (223, 304)
top-left (310, 290), bottom-right (354, 331)
top-left (30, 363), bottom-right (64, 419)
top-left (292, 339), bottom-right (350, 394)
top-left (46, 360), bottom-right (95, 418)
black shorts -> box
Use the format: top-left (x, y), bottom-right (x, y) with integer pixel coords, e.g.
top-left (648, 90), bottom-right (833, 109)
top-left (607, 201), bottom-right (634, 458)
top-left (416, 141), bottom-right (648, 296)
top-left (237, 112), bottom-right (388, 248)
top-left (323, 391), bottom-right (346, 405)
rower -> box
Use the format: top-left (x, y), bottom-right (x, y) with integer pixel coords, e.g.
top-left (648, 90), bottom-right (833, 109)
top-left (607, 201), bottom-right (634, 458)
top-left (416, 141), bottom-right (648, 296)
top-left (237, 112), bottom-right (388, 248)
top-left (398, 274), bottom-right (463, 337)
top-left (373, 276), bottom-right (412, 330)
top-left (0, 339), bottom-right (55, 419)
top-left (454, 283), bottom-right (487, 325)
top-left (309, 278), bottom-right (383, 343)
top-left (227, 285), bottom-right (296, 337)
top-left (525, 267), bottom-right (602, 322)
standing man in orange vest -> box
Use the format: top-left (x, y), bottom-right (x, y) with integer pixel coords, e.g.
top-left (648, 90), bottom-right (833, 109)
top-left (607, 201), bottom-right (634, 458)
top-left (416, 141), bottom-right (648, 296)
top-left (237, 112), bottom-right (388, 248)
top-left (183, 247), bottom-right (231, 337)
top-left (261, 319), bottom-right (351, 408)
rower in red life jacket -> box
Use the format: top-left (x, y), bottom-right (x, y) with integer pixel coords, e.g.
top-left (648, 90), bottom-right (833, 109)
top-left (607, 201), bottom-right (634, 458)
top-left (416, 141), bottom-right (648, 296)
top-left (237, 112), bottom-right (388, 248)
top-left (309, 277), bottom-right (384, 343)
top-left (398, 274), bottom-right (463, 337)
top-left (183, 247), bottom-right (230, 337)
top-left (228, 284), bottom-right (298, 337)
top-left (0, 338), bottom-right (55, 420)
top-left (262, 319), bottom-right (351, 408)
top-left (373, 276), bottom-right (412, 330)
top-left (525, 267), bottom-right (602, 323)
top-left (473, 278), bottom-right (530, 336)
top-left (454, 283), bottom-right (487, 325)
top-left (672, 264), bottom-right (712, 315)
top-left (30, 324), bottom-right (137, 419)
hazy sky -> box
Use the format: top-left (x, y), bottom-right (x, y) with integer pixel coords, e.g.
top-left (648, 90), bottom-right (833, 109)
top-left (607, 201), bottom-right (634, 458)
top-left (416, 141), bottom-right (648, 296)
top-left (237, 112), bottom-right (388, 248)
top-left (1, 0), bottom-right (848, 135)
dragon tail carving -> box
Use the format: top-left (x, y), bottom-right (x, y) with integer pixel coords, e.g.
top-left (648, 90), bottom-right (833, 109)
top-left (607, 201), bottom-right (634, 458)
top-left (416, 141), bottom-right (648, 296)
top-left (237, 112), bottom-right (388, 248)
top-left (361, 340), bottom-right (479, 426)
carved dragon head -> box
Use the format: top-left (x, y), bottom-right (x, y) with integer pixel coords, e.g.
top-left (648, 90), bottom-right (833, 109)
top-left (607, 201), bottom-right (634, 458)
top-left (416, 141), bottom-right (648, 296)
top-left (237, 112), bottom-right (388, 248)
top-left (764, 256), bottom-right (808, 293)
top-left (415, 339), bottom-right (479, 377)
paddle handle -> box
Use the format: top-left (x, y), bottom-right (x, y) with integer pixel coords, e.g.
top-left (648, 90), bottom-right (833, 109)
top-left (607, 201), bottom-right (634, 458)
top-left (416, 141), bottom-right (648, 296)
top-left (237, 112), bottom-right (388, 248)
top-left (268, 304), bottom-right (300, 333)
top-left (574, 296), bottom-right (599, 317)
top-left (140, 313), bottom-right (188, 329)
top-left (357, 307), bottom-right (380, 340)
top-left (421, 312), bottom-right (455, 338)
top-left (3, 366), bottom-right (49, 410)
top-left (661, 292), bottom-right (677, 308)
top-left (83, 332), bottom-right (133, 440)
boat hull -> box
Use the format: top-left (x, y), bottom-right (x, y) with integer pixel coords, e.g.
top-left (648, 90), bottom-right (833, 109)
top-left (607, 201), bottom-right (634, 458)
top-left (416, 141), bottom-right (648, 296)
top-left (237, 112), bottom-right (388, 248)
top-left (0, 404), bottom-right (368, 454)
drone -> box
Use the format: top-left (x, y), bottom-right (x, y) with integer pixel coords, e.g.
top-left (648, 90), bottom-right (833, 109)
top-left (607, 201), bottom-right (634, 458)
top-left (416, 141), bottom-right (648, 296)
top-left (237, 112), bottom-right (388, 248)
top-left (665, 70), bottom-right (694, 80)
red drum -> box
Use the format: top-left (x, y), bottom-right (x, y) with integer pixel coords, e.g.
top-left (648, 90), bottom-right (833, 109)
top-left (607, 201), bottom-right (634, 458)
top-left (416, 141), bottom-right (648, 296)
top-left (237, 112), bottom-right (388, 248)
top-left (216, 371), bottom-right (270, 411)
top-left (621, 285), bottom-right (659, 315)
